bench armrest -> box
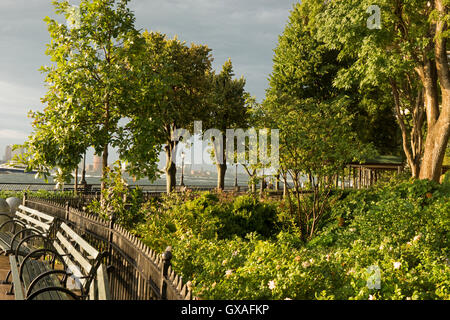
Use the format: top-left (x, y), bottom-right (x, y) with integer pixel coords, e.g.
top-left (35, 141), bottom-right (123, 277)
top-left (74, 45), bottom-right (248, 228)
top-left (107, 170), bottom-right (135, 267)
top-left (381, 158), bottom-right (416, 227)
top-left (26, 269), bottom-right (71, 298)
top-left (19, 248), bottom-right (67, 283)
top-left (0, 219), bottom-right (26, 232)
top-left (26, 286), bottom-right (81, 300)
top-left (14, 233), bottom-right (50, 257)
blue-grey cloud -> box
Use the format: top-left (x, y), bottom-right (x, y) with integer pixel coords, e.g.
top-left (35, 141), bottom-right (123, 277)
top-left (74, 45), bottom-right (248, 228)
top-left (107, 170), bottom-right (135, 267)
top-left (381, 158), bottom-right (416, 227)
top-left (0, 0), bottom-right (299, 161)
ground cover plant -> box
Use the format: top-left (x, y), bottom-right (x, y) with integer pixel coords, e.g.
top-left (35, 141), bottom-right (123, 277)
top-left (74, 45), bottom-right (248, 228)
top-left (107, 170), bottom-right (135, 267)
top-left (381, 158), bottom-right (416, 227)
top-left (130, 176), bottom-right (450, 300)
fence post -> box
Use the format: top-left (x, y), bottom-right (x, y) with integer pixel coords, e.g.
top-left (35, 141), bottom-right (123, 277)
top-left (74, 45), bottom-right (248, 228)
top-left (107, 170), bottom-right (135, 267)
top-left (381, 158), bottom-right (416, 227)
top-left (160, 246), bottom-right (172, 299)
top-left (22, 192), bottom-right (27, 206)
top-left (107, 213), bottom-right (115, 266)
top-left (65, 201), bottom-right (70, 222)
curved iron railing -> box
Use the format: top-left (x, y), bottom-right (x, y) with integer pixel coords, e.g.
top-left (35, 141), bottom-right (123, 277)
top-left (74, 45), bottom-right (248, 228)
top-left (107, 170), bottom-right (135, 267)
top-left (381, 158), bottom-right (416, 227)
top-left (24, 196), bottom-right (192, 300)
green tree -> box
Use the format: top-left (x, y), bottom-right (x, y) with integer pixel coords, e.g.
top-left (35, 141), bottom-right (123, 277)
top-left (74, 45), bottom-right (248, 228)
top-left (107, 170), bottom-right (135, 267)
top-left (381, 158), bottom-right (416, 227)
top-left (318, 0), bottom-right (450, 182)
top-left (205, 60), bottom-right (248, 190)
top-left (264, 1), bottom-right (374, 241)
top-left (22, 0), bottom-right (163, 197)
top-left (136, 31), bottom-right (213, 193)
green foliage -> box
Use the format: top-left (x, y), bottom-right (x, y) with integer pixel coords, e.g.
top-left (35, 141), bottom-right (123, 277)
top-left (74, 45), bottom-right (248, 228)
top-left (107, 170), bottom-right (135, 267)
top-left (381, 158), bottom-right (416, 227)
top-left (136, 192), bottom-right (280, 252)
top-left (88, 161), bottom-right (144, 229)
top-left (0, 190), bottom-right (74, 201)
top-left (22, 0), bottom-right (162, 185)
top-left (131, 31), bottom-right (213, 191)
top-left (133, 178), bottom-right (449, 300)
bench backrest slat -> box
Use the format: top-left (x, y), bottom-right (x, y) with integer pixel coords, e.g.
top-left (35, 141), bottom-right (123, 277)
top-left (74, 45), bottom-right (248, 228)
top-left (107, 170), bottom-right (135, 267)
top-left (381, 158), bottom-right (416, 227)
top-left (15, 212), bottom-right (51, 232)
top-left (60, 223), bottom-right (99, 260)
top-left (18, 205), bottom-right (54, 223)
top-left (52, 241), bottom-right (87, 286)
top-left (56, 232), bottom-right (92, 275)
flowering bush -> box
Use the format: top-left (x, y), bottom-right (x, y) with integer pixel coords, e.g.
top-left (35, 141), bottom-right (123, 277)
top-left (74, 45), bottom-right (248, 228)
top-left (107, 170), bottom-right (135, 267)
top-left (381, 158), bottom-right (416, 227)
top-left (134, 177), bottom-right (449, 300)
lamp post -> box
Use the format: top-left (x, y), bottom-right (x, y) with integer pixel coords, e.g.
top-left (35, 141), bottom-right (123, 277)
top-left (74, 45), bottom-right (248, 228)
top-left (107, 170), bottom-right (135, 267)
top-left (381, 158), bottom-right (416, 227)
top-left (80, 151), bottom-right (87, 189)
top-left (180, 151), bottom-right (185, 187)
top-left (234, 163), bottom-right (238, 188)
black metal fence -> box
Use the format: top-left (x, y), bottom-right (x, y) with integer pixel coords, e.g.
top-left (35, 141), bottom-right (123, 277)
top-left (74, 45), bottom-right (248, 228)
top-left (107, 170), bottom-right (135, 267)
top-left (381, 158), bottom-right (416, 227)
top-left (24, 196), bottom-right (192, 300)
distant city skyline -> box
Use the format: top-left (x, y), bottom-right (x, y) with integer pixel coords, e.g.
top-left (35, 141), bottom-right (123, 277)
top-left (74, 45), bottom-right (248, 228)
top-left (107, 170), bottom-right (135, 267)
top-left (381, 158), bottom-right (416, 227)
top-left (2, 144), bottom-right (26, 163)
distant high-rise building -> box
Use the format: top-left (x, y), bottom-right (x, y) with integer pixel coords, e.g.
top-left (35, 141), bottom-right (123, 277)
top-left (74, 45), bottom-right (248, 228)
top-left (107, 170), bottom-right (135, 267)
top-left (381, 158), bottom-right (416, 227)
top-left (3, 145), bottom-right (26, 164)
top-left (93, 155), bottom-right (102, 172)
top-left (11, 146), bottom-right (26, 164)
top-left (4, 145), bottom-right (12, 162)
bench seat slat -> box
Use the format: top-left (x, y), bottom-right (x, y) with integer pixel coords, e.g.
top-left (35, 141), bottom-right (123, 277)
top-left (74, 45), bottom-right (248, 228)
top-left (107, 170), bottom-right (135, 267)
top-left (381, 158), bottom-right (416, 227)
top-left (9, 255), bottom-right (24, 300)
top-left (34, 260), bottom-right (67, 300)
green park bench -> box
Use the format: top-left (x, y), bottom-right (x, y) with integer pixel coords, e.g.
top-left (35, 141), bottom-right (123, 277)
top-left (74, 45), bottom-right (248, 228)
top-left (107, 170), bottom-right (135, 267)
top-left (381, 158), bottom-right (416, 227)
top-left (0, 205), bottom-right (57, 257)
top-left (8, 221), bottom-right (110, 300)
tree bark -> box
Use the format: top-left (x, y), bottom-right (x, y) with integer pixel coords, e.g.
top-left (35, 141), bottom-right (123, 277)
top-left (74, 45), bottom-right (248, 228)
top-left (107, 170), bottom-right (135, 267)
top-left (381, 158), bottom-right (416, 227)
top-left (165, 140), bottom-right (177, 194)
top-left (74, 166), bottom-right (78, 194)
top-left (100, 144), bottom-right (109, 209)
top-left (390, 80), bottom-right (423, 177)
top-left (216, 163), bottom-right (227, 191)
top-left (419, 0), bottom-right (450, 182)
top-left (213, 133), bottom-right (227, 191)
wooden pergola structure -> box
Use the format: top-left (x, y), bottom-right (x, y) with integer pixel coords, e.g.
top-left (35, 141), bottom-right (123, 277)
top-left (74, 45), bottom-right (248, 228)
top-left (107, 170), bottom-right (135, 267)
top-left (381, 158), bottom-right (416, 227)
top-left (346, 156), bottom-right (404, 189)
top-left (345, 155), bottom-right (450, 189)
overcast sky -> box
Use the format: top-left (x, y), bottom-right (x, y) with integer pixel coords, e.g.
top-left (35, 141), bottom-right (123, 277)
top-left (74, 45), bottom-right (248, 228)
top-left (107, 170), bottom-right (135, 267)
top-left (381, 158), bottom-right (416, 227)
top-left (0, 0), bottom-right (298, 162)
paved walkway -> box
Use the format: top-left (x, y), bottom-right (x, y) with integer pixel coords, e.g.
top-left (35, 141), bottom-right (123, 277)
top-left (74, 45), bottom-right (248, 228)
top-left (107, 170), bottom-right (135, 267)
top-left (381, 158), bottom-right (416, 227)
top-left (0, 256), bottom-right (14, 300)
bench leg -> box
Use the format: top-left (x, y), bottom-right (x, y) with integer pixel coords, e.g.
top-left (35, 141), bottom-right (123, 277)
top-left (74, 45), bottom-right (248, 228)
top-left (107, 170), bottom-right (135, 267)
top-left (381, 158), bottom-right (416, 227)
top-left (6, 283), bottom-right (14, 296)
top-left (1, 270), bottom-right (11, 284)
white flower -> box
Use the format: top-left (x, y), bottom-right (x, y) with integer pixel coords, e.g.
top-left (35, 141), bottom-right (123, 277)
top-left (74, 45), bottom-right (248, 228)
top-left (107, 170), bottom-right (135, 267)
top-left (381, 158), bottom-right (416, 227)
top-left (346, 268), bottom-right (355, 275)
top-left (325, 254), bottom-right (331, 262)
top-left (413, 234), bottom-right (422, 242)
top-left (284, 298), bottom-right (292, 300)
top-left (393, 262), bottom-right (402, 269)
top-left (368, 294), bottom-right (375, 300)
top-left (268, 280), bottom-right (276, 290)
top-left (225, 269), bottom-right (233, 278)
top-left (302, 261), bottom-right (311, 268)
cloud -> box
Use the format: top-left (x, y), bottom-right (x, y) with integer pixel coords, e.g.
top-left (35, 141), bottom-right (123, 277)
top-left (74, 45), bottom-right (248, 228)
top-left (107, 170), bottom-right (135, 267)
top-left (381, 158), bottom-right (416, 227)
top-left (0, 0), bottom-right (299, 160)
top-left (0, 129), bottom-right (28, 140)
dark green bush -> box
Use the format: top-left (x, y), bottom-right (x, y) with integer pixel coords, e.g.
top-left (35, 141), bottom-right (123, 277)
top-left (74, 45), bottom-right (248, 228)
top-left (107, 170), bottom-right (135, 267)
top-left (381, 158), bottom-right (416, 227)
top-left (138, 178), bottom-right (449, 300)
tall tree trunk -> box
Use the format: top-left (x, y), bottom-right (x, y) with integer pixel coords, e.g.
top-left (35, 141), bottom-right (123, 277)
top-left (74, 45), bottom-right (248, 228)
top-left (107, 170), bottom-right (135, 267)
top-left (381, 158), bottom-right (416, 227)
top-left (390, 80), bottom-right (423, 177)
top-left (74, 166), bottom-right (78, 194)
top-left (292, 171), bottom-right (307, 242)
top-left (282, 171), bottom-right (288, 198)
top-left (275, 173), bottom-right (280, 191)
top-left (100, 144), bottom-right (109, 208)
top-left (213, 133), bottom-right (227, 191)
top-left (419, 1), bottom-right (450, 182)
top-left (165, 140), bottom-right (177, 194)
top-left (216, 163), bottom-right (227, 191)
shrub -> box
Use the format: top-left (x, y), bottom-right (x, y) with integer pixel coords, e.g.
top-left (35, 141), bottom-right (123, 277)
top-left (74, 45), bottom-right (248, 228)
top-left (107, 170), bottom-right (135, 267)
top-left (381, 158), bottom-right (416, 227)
top-left (141, 178), bottom-right (450, 300)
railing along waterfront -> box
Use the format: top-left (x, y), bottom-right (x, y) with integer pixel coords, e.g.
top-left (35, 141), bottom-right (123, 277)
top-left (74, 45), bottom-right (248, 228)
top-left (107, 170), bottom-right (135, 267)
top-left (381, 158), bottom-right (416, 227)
top-left (24, 195), bottom-right (193, 300)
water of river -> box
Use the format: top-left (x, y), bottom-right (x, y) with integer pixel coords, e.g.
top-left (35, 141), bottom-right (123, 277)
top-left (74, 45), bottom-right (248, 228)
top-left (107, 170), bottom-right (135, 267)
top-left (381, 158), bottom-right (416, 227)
top-left (0, 171), bottom-right (250, 187)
